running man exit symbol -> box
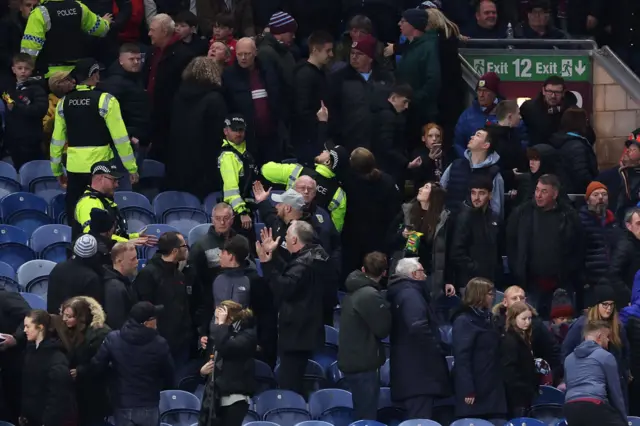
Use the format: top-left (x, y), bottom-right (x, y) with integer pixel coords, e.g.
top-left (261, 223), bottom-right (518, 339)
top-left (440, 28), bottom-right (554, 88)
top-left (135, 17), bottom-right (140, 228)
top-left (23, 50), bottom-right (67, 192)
top-left (561, 59), bottom-right (573, 77)
top-left (473, 59), bottom-right (486, 74)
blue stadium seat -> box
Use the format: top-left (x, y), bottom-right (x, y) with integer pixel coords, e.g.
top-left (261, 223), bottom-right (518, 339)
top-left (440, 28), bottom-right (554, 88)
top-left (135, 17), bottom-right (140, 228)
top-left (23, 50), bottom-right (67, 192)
top-left (254, 359), bottom-right (277, 394)
top-left (138, 160), bottom-right (166, 201)
top-left (49, 192), bottom-right (67, 224)
top-left (194, 384), bottom-right (204, 401)
top-left (0, 261), bottom-right (18, 292)
top-left (439, 325), bottom-right (453, 345)
top-left (309, 389), bottom-right (354, 426)
top-left (0, 421), bottom-right (16, 426)
top-left (159, 390), bottom-right (201, 426)
top-left (167, 212), bottom-right (209, 242)
top-left (532, 386), bottom-right (565, 406)
top-left (37, 188), bottom-right (64, 204)
top-left (256, 390), bottom-right (310, 425)
top-left (19, 161), bottom-right (63, 202)
top-left (506, 419), bottom-right (546, 426)
top-left (20, 292), bottom-right (46, 309)
top-left (553, 421), bottom-right (567, 426)
top-left (382, 336), bottom-right (390, 359)
top-left (254, 259), bottom-right (263, 277)
top-left (377, 387), bottom-right (405, 426)
top-left (333, 307), bottom-right (340, 330)
top-left (140, 224), bottom-right (178, 258)
top-left (255, 222), bottom-right (265, 242)
top-left (629, 417), bottom-right (640, 426)
top-left (328, 362), bottom-right (348, 390)
top-left (31, 224), bottom-right (71, 262)
top-left (188, 223), bottom-right (210, 247)
top-left (0, 225), bottom-right (28, 245)
top-left (350, 422), bottom-right (387, 426)
top-left (527, 404), bottom-right (564, 425)
top-left (295, 422), bottom-right (333, 426)
top-left (495, 290), bottom-right (505, 305)
top-left (114, 191), bottom-right (156, 233)
top-left (153, 192), bottom-right (207, 239)
top-left (1, 192), bottom-right (52, 236)
top-left (398, 421), bottom-right (442, 426)
top-left (243, 412), bottom-right (260, 425)
top-left (312, 325), bottom-right (339, 371)
top-left (450, 419), bottom-right (495, 426)
top-left (244, 423), bottom-right (280, 426)
top-left (0, 244), bottom-right (36, 272)
top-left (380, 358), bottom-right (390, 386)
top-left (0, 162), bottom-right (21, 199)
top-left (17, 259), bottom-right (56, 296)
top-left (203, 191), bottom-right (223, 215)
top-left (137, 258), bottom-right (147, 271)
top-left (177, 375), bottom-right (204, 394)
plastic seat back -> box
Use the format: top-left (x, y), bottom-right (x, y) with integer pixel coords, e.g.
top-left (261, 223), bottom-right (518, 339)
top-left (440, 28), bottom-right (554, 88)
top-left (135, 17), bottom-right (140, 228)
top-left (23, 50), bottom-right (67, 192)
top-left (203, 191), bottom-right (223, 215)
top-left (312, 326), bottom-right (339, 371)
top-left (0, 162), bottom-right (21, 199)
top-left (0, 225), bottom-right (28, 246)
top-left (1, 193), bottom-right (51, 236)
top-left (153, 191), bottom-right (201, 221)
top-left (19, 161), bottom-right (61, 193)
top-left (532, 386), bottom-right (565, 406)
top-left (377, 387), bottom-right (406, 425)
top-left (31, 224), bottom-right (72, 261)
top-left (328, 361), bottom-right (348, 390)
top-left (114, 191), bottom-right (156, 233)
top-left (17, 259), bottom-right (56, 296)
top-left (165, 210), bottom-right (209, 241)
top-left (243, 411), bottom-right (260, 424)
top-left (20, 292), bottom-right (46, 309)
top-left (159, 390), bottom-right (201, 414)
top-left (49, 192), bottom-right (67, 224)
top-left (243, 423), bottom-right (280, 426)
top-left (254, 359), bottom-right (277, 394)
top-left (450, 419), bottom-right (495, 426)
top-left (0, 244), bottom-right (36, 272)
top-left (255, 390), bottom-right (306, 418)
top-left (380, 358), bottom-right (390, 386)
top-left (629, 417), bottom-right (640, 426)
top-left (295, 422), bottom-right (333, 426)
top-left (188, 223), bottom-right (211, 247)
top-left (141, 159), bottom-right (166, 179)
top-left (505, 418), bottom-right (546, 426)
top-left (177, 375), bottom-right (204, 394)
top-left (309, 389), bottom-right (353, 418)
top-left (0, 261), bottom-right (18, 292)
top-left (264, 408), bottom-right (311, 426)
top-left (160, 409), bottom-right (199, 426)
top-left (140, 224), bottom-right (179, 258)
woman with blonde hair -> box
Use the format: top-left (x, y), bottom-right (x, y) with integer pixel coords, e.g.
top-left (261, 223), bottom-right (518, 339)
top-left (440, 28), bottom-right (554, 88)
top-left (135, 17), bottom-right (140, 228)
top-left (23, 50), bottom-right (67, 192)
top-left (199, 300), bottom-right (256, 426)
top-left (452, 277), bottom-right (507, 423)
top-left (166, 56), bottom-right (228, 199)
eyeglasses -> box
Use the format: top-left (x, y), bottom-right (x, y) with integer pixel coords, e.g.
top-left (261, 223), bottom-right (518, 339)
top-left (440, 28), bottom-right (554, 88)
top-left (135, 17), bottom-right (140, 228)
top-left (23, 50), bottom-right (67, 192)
top-left (545, 89), bottom-right (563, 96)
top-left (103, 175), bottom-right (119, 183)
top-left (600, 302), bottom-right (615, 309)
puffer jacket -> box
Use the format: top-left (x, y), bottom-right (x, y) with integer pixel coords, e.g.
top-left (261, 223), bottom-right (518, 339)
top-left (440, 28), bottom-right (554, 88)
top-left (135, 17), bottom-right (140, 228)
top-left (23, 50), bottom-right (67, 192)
top-left (548, 131), bottom-right (598, 194)
top-left (578, 206), bottom-right (620, 285)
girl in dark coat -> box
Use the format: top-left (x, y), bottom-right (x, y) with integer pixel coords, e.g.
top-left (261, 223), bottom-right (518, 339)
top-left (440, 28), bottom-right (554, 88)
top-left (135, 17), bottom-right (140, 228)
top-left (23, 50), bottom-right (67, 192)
top-left (452, 277), bottom-right (507, 422)
top-left (199, 300), bottom-right (257, 426)
top-left (20, 310), bottom-right (76, 426)
top-left (501, 301), bottom-right (539, 418)
top-left (411, 123), bottom-right (450, 191)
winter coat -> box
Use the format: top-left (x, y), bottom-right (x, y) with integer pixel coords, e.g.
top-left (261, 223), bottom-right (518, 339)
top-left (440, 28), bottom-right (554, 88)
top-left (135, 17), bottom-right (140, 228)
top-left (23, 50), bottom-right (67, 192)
top-left (410, 145), bottom-right (450, 189)
top-left (616, 165), bottom-right (640, 221)
top-left (165, 79), bottom-right (227, 199)
top-left (0, 11), bottom-right (26, 73)
top-left (195, 0), bottom-right (254, 38)
top-left (332, 32), bottom-right (391, 71)
top-left (371, 100), bottom-right (408, 185)
top-left (262, 244), bottom-right (327, 352)
top-left (98, 61), bottom-right (151, 146)
top-left (327, 63), bottom-right (394, 151)
top-left (548, 131), bottom-right (598, 194)
top-left (0, 289), bottom-right (31, 378)
top-left (103, 266), bottom-right (137, 330)
top-left (386, 275), bottom-right (452, 400)
top-left (338, 270), bottom-right (391, 374)
top-left (88, 319), bottom-right (174, 408)
top-left (3, 77), bottom-right (48, 147)
top-left (290, 61), bottom-right (327, 161)
top-left (70, 297), bottom-right (111, 425)
top-left (514, 23), bottom-right (568, 48)
top-left (462, 22), bottom-right (507, 39)
top-left (21, 338), bottom-right (76, 426)
top-left (624, 272), bottom-right (640, 381)
top-left (501, 329), bottom-right (539, 410)
top-left (608, 230), bottom-right (640, 307)
top-left (435, 30), bottom-right (465, 150)
top-left (213, 266), bottom-right (252, 308)
top-left (47, 257), bottom-right (105, 314)
top-left (395, 30), bottom-right (440, 126)
top-left (578, 206), bottom-right (620, 286)
top-left (134, 255), bottom-right (193, 352)
top-left (514, 143), bottom-right (569, 206)
top-left (487, 124), bottom-right (528, 191)
top-left (453, 99), bottom-right (500, 159)
top-left (451, 306), bottom-right (507, 418)
top-left (257, 33), bottom-right (296, 98)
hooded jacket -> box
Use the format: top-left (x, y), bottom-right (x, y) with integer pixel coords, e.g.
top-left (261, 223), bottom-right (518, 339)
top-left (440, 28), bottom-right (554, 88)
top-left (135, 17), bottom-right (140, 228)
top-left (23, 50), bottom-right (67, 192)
top-left (338, 270), bottom-right (391, 374)
top-left (565, 340), bottom-right (627, 420)
top-left (453, 99), bottom-right (500, 159)
top-left (47, 257), bottom-right (105, 315)
top-left (3, 77), bottom-right (48, 149)
top-left (213, 265), bottom-right (252, 308)
top-left (549, 131), bottom-right (598, 194)
top-left (515, 143), bottom-right (569, 206)
top-left (487, 124), bottom-right (528, 191)
top-left (103, 266), bottom-right (137, 330)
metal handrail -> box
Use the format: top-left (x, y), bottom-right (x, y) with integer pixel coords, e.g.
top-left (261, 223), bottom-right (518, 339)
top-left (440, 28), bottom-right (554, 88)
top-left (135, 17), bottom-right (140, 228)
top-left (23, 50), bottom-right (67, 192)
top-left (461, 38), bottom-right (598, 49)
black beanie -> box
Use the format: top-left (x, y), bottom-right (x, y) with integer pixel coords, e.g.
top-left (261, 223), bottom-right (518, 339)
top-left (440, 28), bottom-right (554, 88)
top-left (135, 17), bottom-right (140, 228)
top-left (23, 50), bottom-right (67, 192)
top-left (402, 9), bottom-right (428, 31)
top-left (90, 208), bottom-right (115, 234)
top-left (589, 285), bottom-right (617, 307)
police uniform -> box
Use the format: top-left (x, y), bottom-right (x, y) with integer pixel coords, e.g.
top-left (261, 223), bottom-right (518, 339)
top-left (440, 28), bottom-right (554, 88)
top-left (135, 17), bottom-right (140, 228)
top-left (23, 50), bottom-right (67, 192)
top-left (21, 0), bottom-right (110, 76)
top-left (75, 161), bottom-right (139, 243)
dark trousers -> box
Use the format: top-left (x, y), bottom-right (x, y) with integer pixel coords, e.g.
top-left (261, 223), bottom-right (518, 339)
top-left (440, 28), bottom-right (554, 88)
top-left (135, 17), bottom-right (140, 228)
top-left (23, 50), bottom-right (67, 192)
top-left (278, 350), bottom-right (311, 396)
top-left (564, 401), bottom-right (627, 426)
top-left (218, 400), bottom-right (249, 426)
top-left (345, 370), bottom-right (380, 420)
top-left (402, 395), bottom-right (435, 420)
top-left (66, 172), bottom-right (92, 239)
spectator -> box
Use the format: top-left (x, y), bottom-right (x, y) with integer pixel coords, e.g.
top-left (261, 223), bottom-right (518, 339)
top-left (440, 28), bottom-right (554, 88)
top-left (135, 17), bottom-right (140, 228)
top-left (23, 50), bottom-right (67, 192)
top-left (514, 144), bottom-right (565, 206)
top-left (565, 0), bottom-right (602, 38)
top-left (396, 9), bottom-right (440, 143)
top-left (387, 257), bottom-right (451, 420)
top-left (89, 207), bottom-right (117, 266)
top-left (452, 277), bottom-right (507, 422)
top-left (212, 235), bottom-right (252, 307)
top-left (210, 14), bottom-right (238, 65)
top-left (195, 0), bottom-right (254, 39)
top-left (255, 221), bottom-right (326, 395)
top-left (441, 128), bottom-right (504, 218)
top-left (103, 242), bottom-right (139, 330)
top-left (3, 53), bottom-right (47, 171)
top-left (341, 0), bottom-right (400, 44)
top-left (134, 232), bottom-right (193, 372)
top-left (88, 302), bottom-right (174, 426)
top-left (549, 288), bottom-right (576, 346)
top-left (622, 270), bottom-right (640, 415)
top-left (608, 207), bottom-right (640, 306)
top-left (209, 40), bottom-right (233, 66)
top-left (222, 37), bottom-right (286, 163)
top-left (338, 252), bottom-right (391, 420)
top-left (487, 100), bottom-right (527, 193)
top-left (615, 137), bottom-right (640, 218)
top-left (61, 297), bottom-right (111, 426)
top-left (47, 235), bottom-right (105, 313)
top-left (327, 33), bottom-right (394, 151)
top-left (501, 301), bottom-right (539, 418)
top-left (257, 12), bottom-right (297, 96)
top-left (549, 107), bottom-right (598, 194)
top-left (0, 0), bottom-right (34, 73)
top-left (166, 57), bottom-right (227, 199)
top-left (146, 14), bottom-right (196, 163)
top-left (463, 0), bottom-right (506, 39)
top-left (332, 15), bottom-right (389, 71)
top-left (514, 0), bottom-right (568, 43)
top-left (412, 123), bottom-right (450, 189)
top-left (98, 44), bottom-right (151, 163)
top-left (175, 11), bottom-right (209, 56)
top-left (43, 71), bottom-right (75, 144)
top-left (506, 174), bottom-right (583, 317)
top-left (199, 300), bottom-right (256, 426)
top-left (564, 320), bottom-right (628, 425)
top-left (579, 182), bottom-right (621, 288)
top-left (453, 72), bottom-right (500, 159)
top-left (341, 148), bottom-right (401, 278)
top-left (291, 31), bottom-right (334, 163)
top-left (450, 175), bottom-right (502, 289)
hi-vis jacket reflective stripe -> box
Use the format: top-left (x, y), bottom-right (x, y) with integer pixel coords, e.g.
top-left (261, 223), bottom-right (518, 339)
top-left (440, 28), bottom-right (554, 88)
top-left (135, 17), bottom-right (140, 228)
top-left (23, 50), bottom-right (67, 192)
top-left (50, 85), bottom-right (138, 176)
top-left (75, 189), bottom-right (140, 243)
top-left (219, 140), bottom-right (250, 215)
top-left (261, 161), bottom-right (347, 232)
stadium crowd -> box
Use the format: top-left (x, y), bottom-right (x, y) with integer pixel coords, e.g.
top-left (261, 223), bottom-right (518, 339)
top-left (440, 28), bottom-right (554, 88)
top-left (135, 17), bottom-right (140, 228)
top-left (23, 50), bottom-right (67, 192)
top-left (0, 0), bottom-right (639, 425)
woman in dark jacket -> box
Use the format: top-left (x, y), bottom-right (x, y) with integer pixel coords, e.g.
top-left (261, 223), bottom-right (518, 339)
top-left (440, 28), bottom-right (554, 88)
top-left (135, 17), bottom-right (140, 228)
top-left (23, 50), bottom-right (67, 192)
top-left (199, 300), bottom-right (256, 426)
top-left (21, 309), bottom-right (76, 426)
top-left (452, 277), bottom-right (507, 422)
top-left (165, 57), bottom-right (228, 200)
top-left (62, 297), bottom-right (111, 426)
top-left (411, 123), bottom-right (450, 191)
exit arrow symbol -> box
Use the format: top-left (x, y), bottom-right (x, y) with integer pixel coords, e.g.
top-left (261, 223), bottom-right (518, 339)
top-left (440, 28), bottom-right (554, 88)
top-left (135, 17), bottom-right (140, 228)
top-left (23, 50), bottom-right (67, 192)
top-left (575, 60), bottom-right (586, 75)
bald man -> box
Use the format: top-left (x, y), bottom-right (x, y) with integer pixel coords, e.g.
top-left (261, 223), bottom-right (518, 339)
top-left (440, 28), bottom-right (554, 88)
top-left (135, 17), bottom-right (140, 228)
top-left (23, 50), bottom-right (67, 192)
top-left (222, 36), bottom-right (287, 164)
top-left (493, 285), bottom-right (563, 382)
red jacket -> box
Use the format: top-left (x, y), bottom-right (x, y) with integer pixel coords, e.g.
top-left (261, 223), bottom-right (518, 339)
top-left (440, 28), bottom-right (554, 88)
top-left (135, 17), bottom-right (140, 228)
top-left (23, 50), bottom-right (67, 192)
top-left (114, 0), bottom-right (144, 43)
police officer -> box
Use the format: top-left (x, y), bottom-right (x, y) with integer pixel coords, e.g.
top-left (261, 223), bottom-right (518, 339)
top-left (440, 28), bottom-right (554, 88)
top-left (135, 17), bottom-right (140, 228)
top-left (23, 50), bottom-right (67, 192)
top-left (261, 141), bottom-right (348, 232)
top-left (50, 58), bottom-right (138, 237)
top-left (75, 161), bottom-right (154, 246)
top-left (218, 114), bottom-right (260, 235)
top-left (20, 0), bottom-right (112, 76)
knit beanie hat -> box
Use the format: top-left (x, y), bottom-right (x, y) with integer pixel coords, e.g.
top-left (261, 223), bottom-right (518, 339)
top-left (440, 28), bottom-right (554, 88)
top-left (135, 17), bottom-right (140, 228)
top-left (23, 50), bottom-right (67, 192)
top-left (550, 288), bottom-right (574, 320)
top-left (585, 181), bottom-right (607, 200)
top-left (402, 8), bottom-right (428, 31)
top-left (74, 234), bottom-right (98, 258)
top-left (477, 72), bottom-right (501, 94)
top-left (90, 208), bottom-right (115, 234)
top-left (589, 285), bottom-right (617, 307)
top-left (268, 11), bottom-right (297, 35)
top-left (351, 34), bottom-right (377, 59)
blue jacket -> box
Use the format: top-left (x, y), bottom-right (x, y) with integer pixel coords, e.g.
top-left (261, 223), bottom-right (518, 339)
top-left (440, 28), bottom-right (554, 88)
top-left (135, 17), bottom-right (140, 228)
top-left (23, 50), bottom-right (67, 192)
top-left (565, 340), bottom-right (627, 421)
top-left (88, 319), bottom-right (174, 408)
top-left (453, 100), bottom-right (499, 158)
top-left (621, 271), bottom-right (640, 326)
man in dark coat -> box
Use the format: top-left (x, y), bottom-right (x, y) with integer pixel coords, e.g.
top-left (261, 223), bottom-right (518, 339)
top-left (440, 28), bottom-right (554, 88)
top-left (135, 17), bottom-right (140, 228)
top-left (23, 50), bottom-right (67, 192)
top-left (103, 242), bottom-right (139, 330)
top-left (386, 257), bottom-right (452, 420)
top-left (608, 207), bottom-right (640, 306)
top-left (462, 0), bottom-right (506, 39)
top-left (257, 12), bottom-right (297, 99)
top-left (0, 0), bottom-right (33, 74)
top-left (487, 100), bottom-right (527, 192)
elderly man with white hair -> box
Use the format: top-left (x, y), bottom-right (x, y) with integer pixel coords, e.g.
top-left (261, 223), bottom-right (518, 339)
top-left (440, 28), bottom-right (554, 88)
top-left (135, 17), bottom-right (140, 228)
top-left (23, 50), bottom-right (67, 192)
top-left (386, 257), bottom-right (453, 421)
top-left (145, 13), bottom-right (196, 163)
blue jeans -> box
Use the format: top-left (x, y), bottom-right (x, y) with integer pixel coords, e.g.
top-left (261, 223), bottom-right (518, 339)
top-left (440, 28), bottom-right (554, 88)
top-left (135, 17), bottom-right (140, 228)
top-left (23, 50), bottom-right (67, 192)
top-left (345, 370), bottom-right (380, 420)
top-left (114, 407), bottom-right (159, 426)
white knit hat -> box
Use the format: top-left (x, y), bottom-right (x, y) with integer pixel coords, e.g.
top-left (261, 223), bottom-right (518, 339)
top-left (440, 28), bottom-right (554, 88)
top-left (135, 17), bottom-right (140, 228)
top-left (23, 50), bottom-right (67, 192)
top-left (74, 234), bottom-right (98, 258)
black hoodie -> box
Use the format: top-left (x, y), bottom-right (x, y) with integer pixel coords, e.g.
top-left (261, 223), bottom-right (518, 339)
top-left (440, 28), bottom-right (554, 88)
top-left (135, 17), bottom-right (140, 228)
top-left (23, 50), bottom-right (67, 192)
top-left (103, 266), bottom-right (137, 330)
top-left (548, 131), bottom-right (598, 194)
top-left (515, 143), bottom-right (568, 206)
top-left (291, 60), bottom-right (328, 162)
top-left (487, 124), bottom-right (527, 191)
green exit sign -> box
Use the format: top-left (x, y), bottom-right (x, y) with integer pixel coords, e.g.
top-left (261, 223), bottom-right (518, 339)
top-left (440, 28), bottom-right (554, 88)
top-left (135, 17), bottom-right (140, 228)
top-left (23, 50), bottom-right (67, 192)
top-left (461, 54), bottom-right (591, 82)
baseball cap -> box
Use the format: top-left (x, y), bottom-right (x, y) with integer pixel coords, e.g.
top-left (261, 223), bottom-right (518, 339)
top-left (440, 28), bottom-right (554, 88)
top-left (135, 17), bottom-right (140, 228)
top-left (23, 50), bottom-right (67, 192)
top-left (224, 114), bottom-right (247, 132)
top-left (271, 189), bottom-right (306, 210)
top-left (71, 58), bottom-right (105, 82)
top-left (91, 161), bottom-right (125, 178)
top-left (129, 302), bottom-right (164, 323)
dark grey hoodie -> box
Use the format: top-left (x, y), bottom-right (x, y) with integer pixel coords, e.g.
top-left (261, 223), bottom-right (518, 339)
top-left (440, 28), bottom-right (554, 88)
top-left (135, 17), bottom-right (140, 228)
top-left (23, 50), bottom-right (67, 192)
top-left (212, 264), bottom-right (255, 308)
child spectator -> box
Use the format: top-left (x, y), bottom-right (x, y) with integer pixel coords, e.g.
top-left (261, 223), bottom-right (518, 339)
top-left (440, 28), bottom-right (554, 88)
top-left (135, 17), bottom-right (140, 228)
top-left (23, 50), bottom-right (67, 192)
top-left (175, 11), bottom-right (209, 56)
top-left (210, 13), bottom-right (237, 65)
top-left (2, 53), bottom-right (47, 170)
top-left (411, 123), bottom-right (450, 193)
top-left (501, 301), bottom-right (539, 418)
top-left (549, 288), bottom-right (575, 346)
